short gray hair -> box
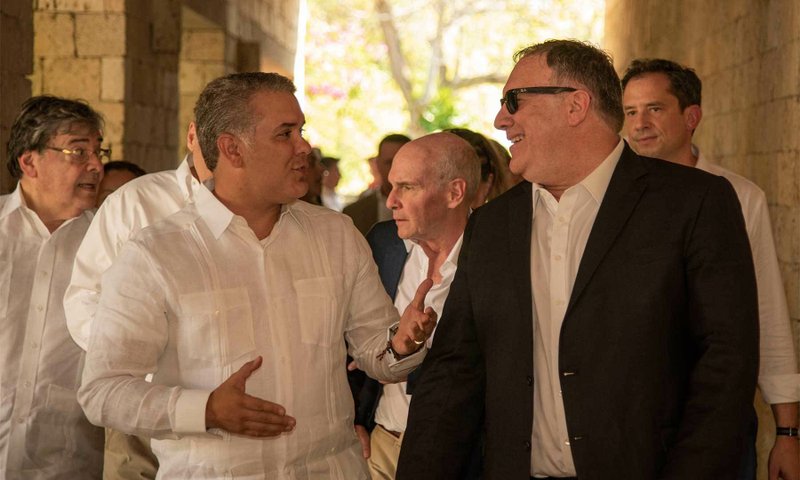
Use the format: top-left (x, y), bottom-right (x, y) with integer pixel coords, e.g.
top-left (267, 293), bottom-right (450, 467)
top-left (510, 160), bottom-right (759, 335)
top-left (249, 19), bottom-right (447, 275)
top-left (421, 132), bottom-right (481, 204)
top-left (194, 72), bottom-right (296, 170)
top-left (7, 95), bottom-right (104, 179)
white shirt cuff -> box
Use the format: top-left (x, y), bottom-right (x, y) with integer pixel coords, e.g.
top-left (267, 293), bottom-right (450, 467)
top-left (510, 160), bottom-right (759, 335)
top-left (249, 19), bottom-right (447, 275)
top-left (174, 389), bottom-right (212, 434)
top-left (760, 373), bottom-right (800, 404)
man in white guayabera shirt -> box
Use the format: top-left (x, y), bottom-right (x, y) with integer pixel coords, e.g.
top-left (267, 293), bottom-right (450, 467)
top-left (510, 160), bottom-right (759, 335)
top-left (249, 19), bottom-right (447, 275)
top-left (78, 72), bottom-right (437, 479)
top-left (0, 95), bottom-right (106, 479)
top-left (64, 123), bottom-right (212, 479)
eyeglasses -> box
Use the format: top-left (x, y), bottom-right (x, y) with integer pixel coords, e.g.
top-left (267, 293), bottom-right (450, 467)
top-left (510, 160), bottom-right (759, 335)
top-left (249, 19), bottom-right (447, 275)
top-left (45, 146), bottom-right (112, 164)
top-left (500, 86), bottom-right (577, 114)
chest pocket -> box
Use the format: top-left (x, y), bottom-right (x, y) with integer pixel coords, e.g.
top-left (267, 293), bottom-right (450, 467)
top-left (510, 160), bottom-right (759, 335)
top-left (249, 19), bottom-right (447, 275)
top-left (177, 288), bottom-right (256, 367)
top-left (295, 277), bottom-right (340, 347)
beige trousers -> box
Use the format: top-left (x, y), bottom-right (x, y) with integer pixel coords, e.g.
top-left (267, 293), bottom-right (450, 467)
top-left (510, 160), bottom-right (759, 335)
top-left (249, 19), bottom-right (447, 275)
top-left (367, 424), bottom-right (405, 480)
top-left (102, 428), bottom-right (158, 480)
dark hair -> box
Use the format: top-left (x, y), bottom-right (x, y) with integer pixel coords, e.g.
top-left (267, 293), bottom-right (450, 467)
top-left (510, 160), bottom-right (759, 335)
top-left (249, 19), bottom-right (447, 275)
top-left (514, 39), bottom-right (624, 133)
top-left (445, 128), bottom-right (496, 181)
top-left (446, 129), bottom-right (519, 203)
top-left (320, 156), bottom-right (339, 169)
top-left (621, 58), bottom-right (702, 110)
top-left (7, 95), bottom-right (104, 179)
top-left (378, 133), bottom-right (411, 152)
top-left (194, 72), bottom-right (296, 170)
top-left (103, 160), bottom-right (146, 177)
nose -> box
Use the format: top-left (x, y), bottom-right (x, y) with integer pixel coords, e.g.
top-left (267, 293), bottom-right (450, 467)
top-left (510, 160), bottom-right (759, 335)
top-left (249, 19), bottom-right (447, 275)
top-left (632, 111), bottom-right (651, 131)
top-left (386, 188), bottom-right (399, 210)
top-left (86, 152), bottom-right (103, 175)
top-left (494, 104), bottom-right (511, 131)
top-left (296, 136), bottom-right (312, 157)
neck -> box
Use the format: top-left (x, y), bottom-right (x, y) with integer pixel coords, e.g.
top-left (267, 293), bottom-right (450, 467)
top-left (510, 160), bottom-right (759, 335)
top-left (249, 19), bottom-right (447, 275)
top-left (19, 181), bottom-right (78, 233)
top-left (213, 186), bottom-right (282, 240)
top-left (545, 132), bottom-right (619, 201)
top-left (671, 145), bottom-right (699, 167)
top-left (416, 214), bottom-right (467, 284)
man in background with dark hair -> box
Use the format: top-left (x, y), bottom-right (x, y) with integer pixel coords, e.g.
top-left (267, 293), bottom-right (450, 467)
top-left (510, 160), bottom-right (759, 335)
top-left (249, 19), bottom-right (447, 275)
top-left (622, 57), bottom-right (800, 480)
top-left (78, 72), bottom-right (436, 479)
top-left (344, 133), bottom-right (410, 235)
top-left (398, 39), bottom-right (758, 479)
top-left (1, 95), bottom-right (106, 478)
top-left (96, 160), bottom-right (146, 207)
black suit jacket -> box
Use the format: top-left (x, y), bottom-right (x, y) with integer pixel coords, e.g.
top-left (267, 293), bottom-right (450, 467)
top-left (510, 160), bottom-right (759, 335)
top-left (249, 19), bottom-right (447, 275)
top-left (396, 145), bottom-right (759, 480)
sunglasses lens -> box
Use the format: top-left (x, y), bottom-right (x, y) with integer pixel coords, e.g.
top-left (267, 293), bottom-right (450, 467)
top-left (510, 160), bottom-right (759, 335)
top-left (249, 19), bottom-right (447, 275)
top-left (506, 92), bottom-right (517, 114)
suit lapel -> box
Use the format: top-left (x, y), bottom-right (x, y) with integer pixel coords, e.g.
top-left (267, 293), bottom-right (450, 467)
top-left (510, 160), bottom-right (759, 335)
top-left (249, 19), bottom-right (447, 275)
top-left (566, 145), bottom-right (648, 316)
top-left (508, 183), bottom-right (534, 330)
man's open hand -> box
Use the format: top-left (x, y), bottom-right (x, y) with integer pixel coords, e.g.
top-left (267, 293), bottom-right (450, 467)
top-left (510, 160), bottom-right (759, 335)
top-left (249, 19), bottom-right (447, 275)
top-left (205, 356), bottom-right (296, 437)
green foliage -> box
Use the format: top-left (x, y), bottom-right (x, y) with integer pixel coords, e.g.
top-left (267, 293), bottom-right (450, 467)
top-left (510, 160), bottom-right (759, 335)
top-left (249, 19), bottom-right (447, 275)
top-left (303, 0), bottom-right (605, 195)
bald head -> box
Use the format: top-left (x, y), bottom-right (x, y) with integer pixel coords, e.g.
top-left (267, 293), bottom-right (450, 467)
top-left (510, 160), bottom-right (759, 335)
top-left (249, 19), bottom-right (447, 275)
top-left (401, 132), bottom-right (481, 203)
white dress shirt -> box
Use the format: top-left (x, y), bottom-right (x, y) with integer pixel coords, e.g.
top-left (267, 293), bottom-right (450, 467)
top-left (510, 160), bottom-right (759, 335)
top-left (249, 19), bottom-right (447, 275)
top-left (64, 156), bottom-right (202, 350)
top-left (0, 185), bottom-right (104, 479)
top-left (374, 236), bottom-right (463, 432)
top-left (79, 185), bottom-right (424, 479)
top-left (695, 149), bottom-right (800, 403)
top-left (530, 139), bottom-right (624, 478)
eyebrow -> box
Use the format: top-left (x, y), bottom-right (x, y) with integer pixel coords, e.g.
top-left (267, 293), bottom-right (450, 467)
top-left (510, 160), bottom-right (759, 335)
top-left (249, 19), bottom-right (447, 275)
top-left (272, 121), bottom-right (304, 132)
top-left (65, 135), bottom-right (104, 145)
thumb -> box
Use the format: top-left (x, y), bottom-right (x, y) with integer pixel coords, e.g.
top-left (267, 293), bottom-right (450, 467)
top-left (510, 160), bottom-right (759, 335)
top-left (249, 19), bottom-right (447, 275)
top-left (232, 356), bottom-right (263, 388)
top-left (409, 278), bottom-right (433, 311)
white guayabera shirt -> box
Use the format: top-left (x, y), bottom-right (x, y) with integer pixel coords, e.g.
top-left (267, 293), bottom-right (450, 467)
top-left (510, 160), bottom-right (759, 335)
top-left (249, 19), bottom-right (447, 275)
top-left (79, 186), bottom-right (423, 480)
top-left (64, 156), bottom-right (202, 350)
top-left (0, 186), bottom-right (103, 479)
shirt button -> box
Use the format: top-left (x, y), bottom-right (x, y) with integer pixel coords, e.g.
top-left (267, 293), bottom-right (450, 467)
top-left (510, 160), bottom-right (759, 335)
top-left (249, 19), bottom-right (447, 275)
top-left (554, 254), bottom-right (562, 261)
top-left (523, 440), bottom-right (531, 450)
top-left (526, 375), bottom-right (533, 386)
top-left (40, 270), bottom-right (48, 277)
top-left (36, 305), bottom-right (44, 312)
top-left (565, 439), bottom-right (571, 446)
top-left (24, 381), bottom-right (31, 388)
top-left (16, 417), bottom-right (24, 423)
top-left (31, 342), bottom-right (38, 349)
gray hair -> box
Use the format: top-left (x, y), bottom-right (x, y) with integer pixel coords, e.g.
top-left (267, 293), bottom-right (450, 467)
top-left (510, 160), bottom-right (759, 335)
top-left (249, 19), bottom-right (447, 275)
top-left (193, 72), bottom-right (296, 170)
top-left (515, 39), bottom-right (624, 133)
top-left (421, 132), bottom-right (481, 204)
top-left (7, 95), bottom-right (104, 179)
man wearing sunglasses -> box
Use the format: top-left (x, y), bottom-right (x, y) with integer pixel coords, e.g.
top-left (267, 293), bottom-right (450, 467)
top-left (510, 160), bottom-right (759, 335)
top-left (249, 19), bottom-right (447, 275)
top-left (398, 39), bottom-right (759, 479)
top-left (0, 95), bottom-right (106, 478)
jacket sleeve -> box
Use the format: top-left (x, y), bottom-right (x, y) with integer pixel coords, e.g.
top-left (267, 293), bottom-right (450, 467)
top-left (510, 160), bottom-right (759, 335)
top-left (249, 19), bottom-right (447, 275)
top-left (659, 175), bottom-right (760, 478)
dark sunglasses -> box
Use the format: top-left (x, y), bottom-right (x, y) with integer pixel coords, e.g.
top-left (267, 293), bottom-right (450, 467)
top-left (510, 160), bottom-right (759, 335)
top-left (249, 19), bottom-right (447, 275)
top-left (500, 86), bottom-right (577, 114)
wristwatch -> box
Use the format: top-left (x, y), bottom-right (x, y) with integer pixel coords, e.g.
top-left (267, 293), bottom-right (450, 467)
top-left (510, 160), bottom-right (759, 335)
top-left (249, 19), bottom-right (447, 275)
top-left (776, 427), bottom-right (799, 437)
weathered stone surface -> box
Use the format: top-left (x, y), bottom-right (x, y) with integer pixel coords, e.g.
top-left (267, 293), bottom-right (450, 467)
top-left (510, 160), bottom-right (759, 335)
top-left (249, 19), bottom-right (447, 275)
top-left (75, 12), bottom-right (125, 56)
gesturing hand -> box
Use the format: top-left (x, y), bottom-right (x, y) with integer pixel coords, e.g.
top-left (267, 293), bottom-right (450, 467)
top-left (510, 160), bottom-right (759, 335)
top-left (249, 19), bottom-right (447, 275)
top-left (392, 278), bottom-right (437, 356)
top-left (205, 356), bottom-right (296, 437)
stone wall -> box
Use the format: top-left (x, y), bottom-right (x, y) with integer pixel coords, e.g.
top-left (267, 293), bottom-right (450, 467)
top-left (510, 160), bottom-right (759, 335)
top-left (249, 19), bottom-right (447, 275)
top-left (605, 2), bottom-right (800, 478)
top-left (0, 0), bottom-right (301, 193)
top-left (0, 0), bottom-right (33, 193)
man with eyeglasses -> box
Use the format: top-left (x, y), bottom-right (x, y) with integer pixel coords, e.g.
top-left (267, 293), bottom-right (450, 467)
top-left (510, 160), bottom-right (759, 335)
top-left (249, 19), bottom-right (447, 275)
top-left (0, 95), bottom-right (107, 478)
top-left (621, 58), bottom-right (800, 480)
top-left (397, 39), bottom-right (759, 479)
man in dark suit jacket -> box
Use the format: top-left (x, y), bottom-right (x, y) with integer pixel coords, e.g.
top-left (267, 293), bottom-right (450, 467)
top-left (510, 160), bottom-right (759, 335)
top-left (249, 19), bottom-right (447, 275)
top-left (343, 134), bottom-right (410, 235)
top-left (397, 40), bottom-right (758, 480)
